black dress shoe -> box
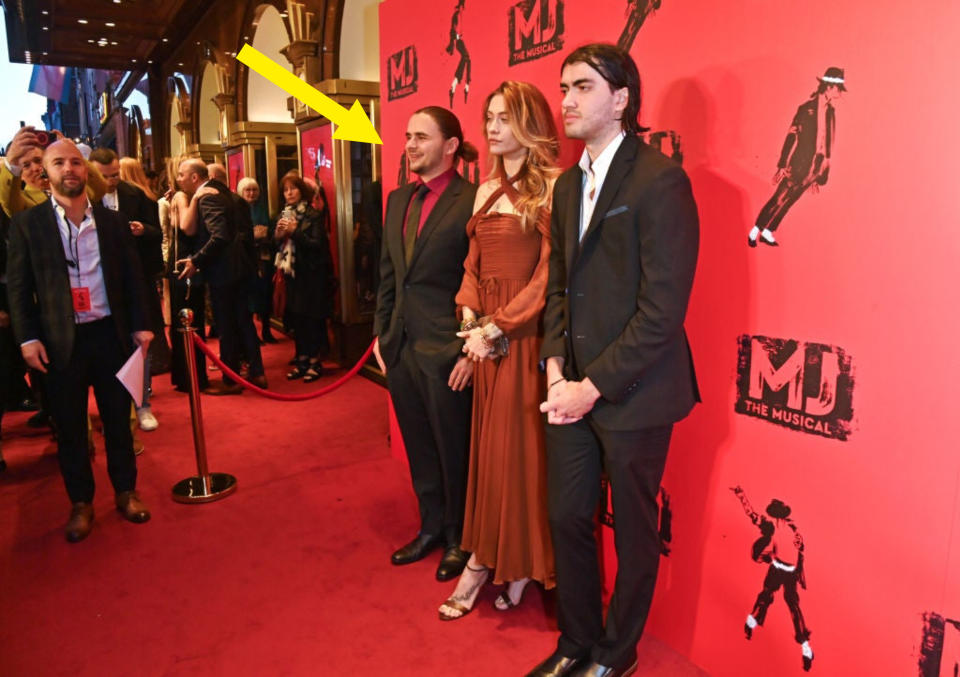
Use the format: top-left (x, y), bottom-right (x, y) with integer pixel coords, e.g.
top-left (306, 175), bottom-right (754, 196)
top-left (573, 659), bottom-right (638, 677)
top-left (747, 234), bottom-right (757, 248)
top-left (391, 533), bottom-right (442, 565)
top-left (435, 544), bottom-right (469, 581)
top-left (525, 651), bottom-right (585, 677)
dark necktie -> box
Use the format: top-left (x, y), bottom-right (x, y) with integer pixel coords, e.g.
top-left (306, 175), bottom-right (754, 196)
top-left (404, 184), bottom-right (430, 266)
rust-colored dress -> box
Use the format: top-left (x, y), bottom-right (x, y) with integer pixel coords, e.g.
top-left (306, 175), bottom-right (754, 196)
top-left (455, 181), bottom-right (555, 588)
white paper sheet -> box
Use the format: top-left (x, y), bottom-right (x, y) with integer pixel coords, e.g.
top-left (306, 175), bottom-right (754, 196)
top-left (116, 348), bottom-right (145, 408)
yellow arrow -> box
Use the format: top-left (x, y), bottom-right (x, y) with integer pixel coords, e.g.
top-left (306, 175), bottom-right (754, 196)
top-left (236, 43), bottom-right (382, 145)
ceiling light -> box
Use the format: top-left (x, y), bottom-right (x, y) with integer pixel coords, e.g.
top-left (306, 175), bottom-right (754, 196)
top-left (42, 26), bottom-right (49, 31)
top-left (162, 38), bottom-right (169, 43)
top-left (110, 41), bottom-right (118, 45)
top-left (78, 19), bottom-right (89, 24)
top-left (178, 62), bottom-right (184, 66)
top-left (41, 10), bottom-right (48, 15)
top-left (106, 22), bottom-right (116, 27)
top-left (147, 59), bottom-right (153, 64)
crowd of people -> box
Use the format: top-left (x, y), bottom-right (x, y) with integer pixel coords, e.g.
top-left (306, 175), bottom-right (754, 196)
top-left (0, 126), bottom-right (335, 539)
top-left (374, 43), bottom-right (699, 677)
top-left (1, 39), bottom-right (701, 677)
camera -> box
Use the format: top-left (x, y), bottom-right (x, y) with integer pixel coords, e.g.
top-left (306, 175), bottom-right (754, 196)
top-left (34, 130), bottom-right (53, 148)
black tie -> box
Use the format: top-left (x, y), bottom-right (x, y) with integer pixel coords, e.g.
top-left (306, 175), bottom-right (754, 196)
top-left (404, 184), bottom-right (430, 265)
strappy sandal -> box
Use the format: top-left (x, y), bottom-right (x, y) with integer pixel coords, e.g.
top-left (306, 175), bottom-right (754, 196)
top-left (286, 365), bottom-right (307, 380)
top-left (494, 578), bottom-right (530, 611)
top-left (303, 365), bottom-right (323, 383)
top-left (438, 565), bottom-right (488, 621)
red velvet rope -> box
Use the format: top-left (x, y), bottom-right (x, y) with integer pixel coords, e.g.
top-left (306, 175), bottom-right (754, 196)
top-left (191, 333), bottom-right (376, 401)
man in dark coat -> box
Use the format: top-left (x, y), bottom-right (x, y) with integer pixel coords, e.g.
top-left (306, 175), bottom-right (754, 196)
top-left (6, 139), bottom-right (153, 542)
top-left (532, 44), bottom-right (699, 677)
top-left (373, 106), bottom-right (477, 582)
top-left (176, 159), bottom-right (266, 394)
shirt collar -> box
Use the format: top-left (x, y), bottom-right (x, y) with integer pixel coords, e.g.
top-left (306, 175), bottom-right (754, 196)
top-left (51, 197), bottom-right (94, 225)
top-left (578, 131), bottom-right (626, 178)
top-left (416, 167), bottom-right (457, 195)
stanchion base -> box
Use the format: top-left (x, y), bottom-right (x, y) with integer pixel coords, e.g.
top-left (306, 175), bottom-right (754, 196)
top-left (171, 473), bottom-right (238, 504)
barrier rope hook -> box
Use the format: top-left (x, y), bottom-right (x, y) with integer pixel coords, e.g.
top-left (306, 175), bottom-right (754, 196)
top-left (171, 308), bottom-right (239, 504)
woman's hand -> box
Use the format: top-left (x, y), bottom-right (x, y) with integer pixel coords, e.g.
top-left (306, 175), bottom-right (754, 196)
top-left (457, 326), bottom-right (493, 362)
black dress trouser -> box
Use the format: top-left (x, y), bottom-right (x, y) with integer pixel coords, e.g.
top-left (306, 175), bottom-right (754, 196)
top-left (386, 342), bottom-right (471, 545)
top-left (545, 419), bottom-right (673, 669)
top-left (209, 279), bottom-right (264, 384)
top-left (45, 317), bottom-right (137, 503)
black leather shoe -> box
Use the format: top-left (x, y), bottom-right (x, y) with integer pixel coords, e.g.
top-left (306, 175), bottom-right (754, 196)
top-left (747, 234), bottom-right (757, 248)
top-left (391, 533), bottom-right (442, 565)
top-left (525, 651), bottom-right (585, 677)
top-left (573, 659), bottom-right (638, 677)
top-left (435, 544), bottom-right (469, 581)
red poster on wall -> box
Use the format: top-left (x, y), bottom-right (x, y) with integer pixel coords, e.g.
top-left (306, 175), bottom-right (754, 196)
top-left (300, 123), bottom-right (339, 279)
top-left (226, 148), bottom-right (244, 192)
top-left (379, 1), bottom-right (960, 675)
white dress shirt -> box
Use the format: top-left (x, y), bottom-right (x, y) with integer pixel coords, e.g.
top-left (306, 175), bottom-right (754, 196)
top-left (52, 198), bottom-right (111, 323)
top-left (578, 131), bottom-right (626, 241)
top-left (101, 189), bottom-right (119, 212)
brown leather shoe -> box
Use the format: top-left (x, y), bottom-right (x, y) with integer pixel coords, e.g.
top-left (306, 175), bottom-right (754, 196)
top-left (65, 502), bottom-right (94, 542)
top-left (115, 490), bottom-right (151, 523)
top-left (249, 374), bottom-right (268, 389)
top-left (202, 383), bottom-right (243, 396)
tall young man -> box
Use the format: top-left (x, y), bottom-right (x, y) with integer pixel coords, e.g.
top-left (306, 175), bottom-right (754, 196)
top-left (373, 107), bottom-right (477, 582)
top-left (532, 44), bottom-right (700, 677)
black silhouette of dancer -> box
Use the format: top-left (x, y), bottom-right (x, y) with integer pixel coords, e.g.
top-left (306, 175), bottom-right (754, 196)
top-left (732, 486), bottom-right (814, 672)
top-left (749, 67), bottom-right (846, 248)
top-left (446, 0), bottom-right (470, 108)
top-left (617, 0), bottom-right (662, 51)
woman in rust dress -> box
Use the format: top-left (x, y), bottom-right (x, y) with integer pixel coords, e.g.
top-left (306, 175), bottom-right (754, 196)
top-left (439, 81), bottom-right (559, 620)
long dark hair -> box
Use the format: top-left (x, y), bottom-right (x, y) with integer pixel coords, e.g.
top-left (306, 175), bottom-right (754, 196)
top-left (562, 43), bottom-right (647, 134)
top-left (414, 105), bottom-right (479, 162)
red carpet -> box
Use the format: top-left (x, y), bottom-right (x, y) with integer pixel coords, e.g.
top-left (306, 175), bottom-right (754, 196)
top-left (0, 331), bottom-right (708, 676)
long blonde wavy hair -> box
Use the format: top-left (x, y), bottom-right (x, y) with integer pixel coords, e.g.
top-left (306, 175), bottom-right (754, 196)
top-left (482, 80), bottom-right (560, 229)
top-left (119, 156), bottom-right (157, 200)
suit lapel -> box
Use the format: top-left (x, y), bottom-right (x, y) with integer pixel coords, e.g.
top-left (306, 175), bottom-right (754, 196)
top-left (563, 169), bottom-right (582, 273)
top-left (35, 203), bottom-right (72, 308)
top-left (389, 183), bottom-right (416, 276)
top-left (578, 135), bottom-right (639, 249)
top-left (407, 175), bottom-right (462, 272)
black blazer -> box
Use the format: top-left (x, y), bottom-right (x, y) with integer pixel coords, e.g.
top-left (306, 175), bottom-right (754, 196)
top-left (541, 135), bottom-right (700, 430)
top-left (113, 181), bottom-right (163, 279)
top-left (190, 179), bottom-right (252, 287)
top-left (6, 201), bottom-right (149, 370)
top-left (373, 173), bottom-right (477, 380)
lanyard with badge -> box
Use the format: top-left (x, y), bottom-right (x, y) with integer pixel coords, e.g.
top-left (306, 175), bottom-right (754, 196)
top-left (66, 218), bottom-right (92, 314)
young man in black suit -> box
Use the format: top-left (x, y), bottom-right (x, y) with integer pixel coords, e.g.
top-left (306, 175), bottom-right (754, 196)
top-left (532, 44), bottom-right (700, 677)
top-left (6, 139), bottom-right (154, 542)
top-left (373, 107), bottom-right (477, 581)
top-left (176, 159), bottom-right (266, 394)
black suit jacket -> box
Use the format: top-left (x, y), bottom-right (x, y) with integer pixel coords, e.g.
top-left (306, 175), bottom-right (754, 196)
top-left (6, 200), bottom-right (149, 370)
top-left (190, 179), bottom-right (252, 287)
top-left (112, 181), bottom-right (163, 279)
top-left (541, 135), bottom-right (700, 430)
top-left (373, 173), bottom-right (477, 380)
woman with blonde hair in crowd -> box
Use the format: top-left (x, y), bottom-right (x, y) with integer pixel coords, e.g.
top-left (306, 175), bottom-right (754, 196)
top-left (119, 156), bottom-right (158, 202)
top-left (439, 80), bottom-right (560, 620)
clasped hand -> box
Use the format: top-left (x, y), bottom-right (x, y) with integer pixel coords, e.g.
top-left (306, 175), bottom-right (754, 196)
top-left (539, 377), bottom-right (602, 425)
top-left (456, 326), bottom-right (493, 362)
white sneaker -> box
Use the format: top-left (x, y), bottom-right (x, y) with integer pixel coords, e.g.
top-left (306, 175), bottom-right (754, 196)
top-left (137, 409), bottom-right (158, 432)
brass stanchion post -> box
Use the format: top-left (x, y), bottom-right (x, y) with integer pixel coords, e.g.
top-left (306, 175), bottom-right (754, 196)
top-left (171, 308), bottom-right (238, 503)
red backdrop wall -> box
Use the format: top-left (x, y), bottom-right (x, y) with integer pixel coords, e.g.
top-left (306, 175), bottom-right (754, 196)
top-left (379, 1), bottom-right (960, 674)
